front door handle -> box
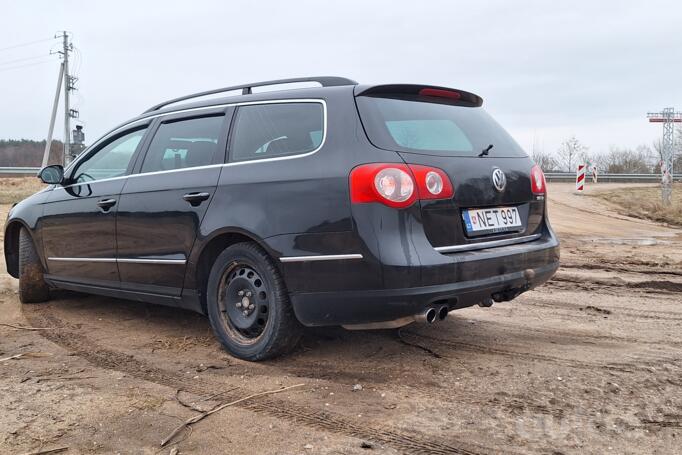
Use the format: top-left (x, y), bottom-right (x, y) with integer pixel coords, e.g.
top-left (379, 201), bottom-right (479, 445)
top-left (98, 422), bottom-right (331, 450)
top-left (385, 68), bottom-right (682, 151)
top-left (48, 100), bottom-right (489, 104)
top-left (97, 198), bottom-right (116, 211)
top-left (183, 192), bottom-right (211, 206)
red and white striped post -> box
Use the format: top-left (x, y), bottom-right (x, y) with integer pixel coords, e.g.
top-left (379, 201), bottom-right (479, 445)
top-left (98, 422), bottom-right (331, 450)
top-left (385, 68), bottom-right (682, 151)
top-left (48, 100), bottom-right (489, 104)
top-left (576, 164), bottom-right (586, 191)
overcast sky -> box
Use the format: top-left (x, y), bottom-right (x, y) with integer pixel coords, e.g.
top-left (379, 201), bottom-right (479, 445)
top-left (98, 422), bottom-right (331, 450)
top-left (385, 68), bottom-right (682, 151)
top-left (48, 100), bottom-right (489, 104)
top-left (1, 0), bottom-right (680, 156)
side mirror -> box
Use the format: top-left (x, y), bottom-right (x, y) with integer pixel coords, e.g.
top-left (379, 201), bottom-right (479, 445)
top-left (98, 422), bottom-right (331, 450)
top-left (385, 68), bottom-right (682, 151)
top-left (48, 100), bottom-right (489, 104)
top-left (38, 165), bottom-right (64, 185)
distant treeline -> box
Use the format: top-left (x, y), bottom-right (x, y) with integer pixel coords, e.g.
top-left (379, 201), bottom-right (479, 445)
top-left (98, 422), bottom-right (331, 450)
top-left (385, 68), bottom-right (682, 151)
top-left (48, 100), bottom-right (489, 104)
top-left (0, 139), bottom-right (64, 167)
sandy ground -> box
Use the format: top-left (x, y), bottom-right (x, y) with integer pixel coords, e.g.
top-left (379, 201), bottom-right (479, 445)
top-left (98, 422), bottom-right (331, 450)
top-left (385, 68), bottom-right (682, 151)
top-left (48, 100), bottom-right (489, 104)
top-left (0, 182), bottom-right (680, 455)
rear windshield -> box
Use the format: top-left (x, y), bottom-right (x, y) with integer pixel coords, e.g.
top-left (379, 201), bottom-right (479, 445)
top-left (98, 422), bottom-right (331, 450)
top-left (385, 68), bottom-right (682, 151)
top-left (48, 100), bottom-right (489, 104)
top-left (356, 96), bottom-right (527, 157)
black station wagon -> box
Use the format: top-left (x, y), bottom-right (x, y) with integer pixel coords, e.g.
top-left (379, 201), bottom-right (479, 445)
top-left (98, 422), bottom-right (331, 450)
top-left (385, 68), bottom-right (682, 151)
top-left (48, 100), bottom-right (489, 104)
top-left (4, 77), bottom-right (560, 360)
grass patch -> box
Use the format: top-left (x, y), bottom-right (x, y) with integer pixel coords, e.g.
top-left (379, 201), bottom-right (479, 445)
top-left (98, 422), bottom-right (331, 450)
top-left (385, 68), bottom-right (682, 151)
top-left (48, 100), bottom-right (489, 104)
top-left (0, 177), bottom-right (46, 204)
top-left (592, 183), bottom-right (682, 227)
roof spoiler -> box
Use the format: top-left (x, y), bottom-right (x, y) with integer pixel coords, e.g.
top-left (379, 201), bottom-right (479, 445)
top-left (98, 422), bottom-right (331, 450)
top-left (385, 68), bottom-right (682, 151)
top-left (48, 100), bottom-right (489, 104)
top-left (144, 76), bottom-right (358, 113)
top-left (355, 84), bottom-right (483, 107)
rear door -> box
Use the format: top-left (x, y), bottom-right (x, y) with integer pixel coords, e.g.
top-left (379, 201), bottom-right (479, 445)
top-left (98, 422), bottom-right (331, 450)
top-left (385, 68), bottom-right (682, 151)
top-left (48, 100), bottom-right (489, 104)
top-left (115, 109), bottom-right (231, 296)
top-left (355, 89), bottom-right (543, 249)
top-left (41, 126), bottom-right (149, 285)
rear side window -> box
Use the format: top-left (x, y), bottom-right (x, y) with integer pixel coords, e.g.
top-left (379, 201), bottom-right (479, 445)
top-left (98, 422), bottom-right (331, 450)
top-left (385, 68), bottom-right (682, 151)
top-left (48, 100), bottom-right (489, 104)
top-left (356, 96), bottom-right (526, 157)
top-left (141, 116), bottom-right (224, 173)
top-left (230, 103), bottom-right (324, 162)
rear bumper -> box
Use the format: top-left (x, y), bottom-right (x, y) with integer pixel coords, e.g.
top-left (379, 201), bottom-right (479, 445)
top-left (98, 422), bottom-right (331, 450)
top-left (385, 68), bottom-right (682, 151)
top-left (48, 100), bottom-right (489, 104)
top-left (290, 230), bottom-right (559, 327)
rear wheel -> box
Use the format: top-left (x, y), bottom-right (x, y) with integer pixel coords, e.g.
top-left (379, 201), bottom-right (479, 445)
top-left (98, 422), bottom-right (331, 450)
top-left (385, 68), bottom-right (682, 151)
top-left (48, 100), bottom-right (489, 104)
top-left (18, 228), bottom-right (50, 303)
top-left (206, 242), bottom-right (302, 360)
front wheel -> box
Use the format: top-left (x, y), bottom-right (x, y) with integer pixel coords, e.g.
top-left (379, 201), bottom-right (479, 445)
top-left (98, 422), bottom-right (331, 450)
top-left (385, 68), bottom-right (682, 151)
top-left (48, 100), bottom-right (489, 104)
top-left (18, 227), bottom-right (50, 303)
top-left (206, 242), bottom-right (302, 361)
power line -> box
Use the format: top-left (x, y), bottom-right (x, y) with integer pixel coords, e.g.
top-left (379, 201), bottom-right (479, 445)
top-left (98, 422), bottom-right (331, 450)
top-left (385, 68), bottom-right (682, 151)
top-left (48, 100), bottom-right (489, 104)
top-left (0, 58), bottom-right (59, 73)
top-left (70, 46), bottom-right (82, 78)
top-left (0, 54), bottom-right (53, 67)
top-left (0, 37), bottom-right (56, 53)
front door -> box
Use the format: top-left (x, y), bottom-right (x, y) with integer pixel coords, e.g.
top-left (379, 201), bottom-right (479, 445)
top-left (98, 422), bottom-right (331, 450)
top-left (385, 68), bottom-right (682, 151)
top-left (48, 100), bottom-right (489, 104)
top-left (116, 112), bottom-right (229, 296)
top-left (41, 127), bottom-right (149, 286)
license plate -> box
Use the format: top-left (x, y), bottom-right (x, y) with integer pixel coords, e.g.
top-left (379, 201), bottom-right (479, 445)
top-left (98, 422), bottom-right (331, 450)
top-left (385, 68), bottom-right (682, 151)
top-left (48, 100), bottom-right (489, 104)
top-left (462, 206), bottom-right (522, 235)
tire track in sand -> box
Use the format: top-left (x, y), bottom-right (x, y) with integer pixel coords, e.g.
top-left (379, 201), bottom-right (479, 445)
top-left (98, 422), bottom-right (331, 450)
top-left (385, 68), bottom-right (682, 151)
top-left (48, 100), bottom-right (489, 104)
top-left (25, 308), bottom-right (499, 455)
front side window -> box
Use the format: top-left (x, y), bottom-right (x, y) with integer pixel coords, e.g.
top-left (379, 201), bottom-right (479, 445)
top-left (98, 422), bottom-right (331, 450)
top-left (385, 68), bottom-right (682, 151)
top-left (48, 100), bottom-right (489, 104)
top-left (230, 103), bottom-right (324, 162)
top-left (72, 128), bottom-right (146, 183)
top-left (140, 116), bottom-right (224, 173)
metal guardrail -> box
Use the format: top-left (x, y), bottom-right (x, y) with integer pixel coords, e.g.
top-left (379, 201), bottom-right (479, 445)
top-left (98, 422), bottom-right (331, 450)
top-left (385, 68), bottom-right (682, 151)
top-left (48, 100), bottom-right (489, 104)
top-left (545, 172), bottom-right (681, 183)
top-left (0, 166), bottom-right (40, 176)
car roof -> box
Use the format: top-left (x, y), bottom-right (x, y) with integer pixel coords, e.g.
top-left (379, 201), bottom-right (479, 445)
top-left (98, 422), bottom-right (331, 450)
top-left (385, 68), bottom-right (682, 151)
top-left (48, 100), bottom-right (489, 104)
top-left (140, 84), bottom-right (351, 120)
top-left (138, 77), bottom-right (483, 122)
top-left (90, 77), bottom-right (484, 156)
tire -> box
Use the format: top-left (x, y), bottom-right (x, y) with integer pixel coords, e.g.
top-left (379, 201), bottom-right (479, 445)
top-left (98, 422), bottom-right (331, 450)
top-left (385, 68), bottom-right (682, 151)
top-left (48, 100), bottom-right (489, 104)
top-left (206, 242), bottom-right (302, 361)
top-left (18, 227), bottom-right (50, 304)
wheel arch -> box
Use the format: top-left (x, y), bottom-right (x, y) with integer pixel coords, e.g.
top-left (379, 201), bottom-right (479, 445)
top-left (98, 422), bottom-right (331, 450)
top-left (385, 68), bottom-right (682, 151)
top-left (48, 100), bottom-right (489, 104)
top-left (188, 228), bottom-right (280, 314)
top-left (4, 219), bottom-right (41, 279)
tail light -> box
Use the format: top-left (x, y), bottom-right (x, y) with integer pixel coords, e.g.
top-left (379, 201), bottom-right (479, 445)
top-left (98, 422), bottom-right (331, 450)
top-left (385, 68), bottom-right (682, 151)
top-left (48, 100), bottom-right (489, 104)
top-left (350, 163), bottom-right (416, 208)
top-left (350, 163), bottom-right (454, 208)
top-left (408, 164), bottom-right (454, 200)
top-left (530, 165), bottom-right (546, 194)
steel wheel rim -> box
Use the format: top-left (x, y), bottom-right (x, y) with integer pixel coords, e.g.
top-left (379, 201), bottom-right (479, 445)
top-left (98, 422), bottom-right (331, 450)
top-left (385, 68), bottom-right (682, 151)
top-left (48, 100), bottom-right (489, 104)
top-left (217, 261), bottom-right (271, 345)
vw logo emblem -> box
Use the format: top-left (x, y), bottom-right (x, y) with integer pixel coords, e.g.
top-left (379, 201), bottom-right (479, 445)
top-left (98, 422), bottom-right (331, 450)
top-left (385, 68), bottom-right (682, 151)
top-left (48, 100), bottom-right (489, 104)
top-left (492, 168), bottom-right (506, 192)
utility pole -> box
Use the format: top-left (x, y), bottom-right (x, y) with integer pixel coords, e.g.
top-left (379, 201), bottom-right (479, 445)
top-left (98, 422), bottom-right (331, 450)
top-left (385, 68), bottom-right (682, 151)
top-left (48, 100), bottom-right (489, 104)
top-left (53, 31), bottom-right (80, 166)
top-left (41, 31), bottom-right (82, 169)
top-left (648, 108), bottom-right (682, 205)
top-left (62, 32), bottom-right (71, 166)
top-left (41, 62), bottom-right (64, 167)
top-left (58, 31), bottom-right (80, 166)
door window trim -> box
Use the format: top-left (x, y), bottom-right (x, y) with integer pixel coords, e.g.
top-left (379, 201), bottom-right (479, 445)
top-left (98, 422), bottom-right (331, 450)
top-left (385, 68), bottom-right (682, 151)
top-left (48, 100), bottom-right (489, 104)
top-left (59, 124), bottom-right (152, 189)
top-left (130, 108), bottom-right (232, 177)
top-left (226, 100), bottom-right (327, 164)
top-left (62, 99), bottom-right (327, 186)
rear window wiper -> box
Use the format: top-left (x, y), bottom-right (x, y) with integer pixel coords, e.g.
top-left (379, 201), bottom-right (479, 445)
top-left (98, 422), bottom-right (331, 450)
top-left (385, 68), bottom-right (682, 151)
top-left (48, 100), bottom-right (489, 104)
top-left (478, 144), bottom-right (493, 157)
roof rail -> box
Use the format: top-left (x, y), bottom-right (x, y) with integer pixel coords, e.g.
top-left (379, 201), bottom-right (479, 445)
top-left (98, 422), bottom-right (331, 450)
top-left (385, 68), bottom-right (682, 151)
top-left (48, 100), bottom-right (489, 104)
top-left (143, 76), bottom-right (358, 113)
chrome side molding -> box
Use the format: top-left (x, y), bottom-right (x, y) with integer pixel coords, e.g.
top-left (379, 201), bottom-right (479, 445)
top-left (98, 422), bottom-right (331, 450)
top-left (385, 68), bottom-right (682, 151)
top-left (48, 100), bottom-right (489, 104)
top-left (48, 257), bottom-right (186, 265)
top-left (279, 254), bottom-right (363, 263)
top-left (117, 258), bottom-right (187, 265)
top-left (47, 257), bottom-right (117, 263)
top-left (434, 233), bottom-right (542, 254)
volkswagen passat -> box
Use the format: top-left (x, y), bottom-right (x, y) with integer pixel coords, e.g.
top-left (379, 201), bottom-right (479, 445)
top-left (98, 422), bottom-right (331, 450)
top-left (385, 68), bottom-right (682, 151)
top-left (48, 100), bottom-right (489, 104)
top-left (4, 77), bottom-right (560, 360)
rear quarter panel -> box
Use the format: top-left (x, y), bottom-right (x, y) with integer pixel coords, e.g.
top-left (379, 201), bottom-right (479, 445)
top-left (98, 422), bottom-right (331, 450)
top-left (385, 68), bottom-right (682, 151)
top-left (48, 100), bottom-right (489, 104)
top-left (189, 88), bottom-right (375, 293)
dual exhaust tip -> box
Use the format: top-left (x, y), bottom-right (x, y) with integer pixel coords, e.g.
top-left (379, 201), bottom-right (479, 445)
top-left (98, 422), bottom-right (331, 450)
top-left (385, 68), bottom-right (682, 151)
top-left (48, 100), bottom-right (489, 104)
top-left (415, 305), bottom-right (449, 324)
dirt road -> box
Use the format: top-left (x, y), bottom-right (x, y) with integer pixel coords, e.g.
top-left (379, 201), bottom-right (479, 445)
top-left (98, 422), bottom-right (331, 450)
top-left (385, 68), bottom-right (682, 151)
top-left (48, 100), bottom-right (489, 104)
top-left (1, 183), bottom-right (680, 454)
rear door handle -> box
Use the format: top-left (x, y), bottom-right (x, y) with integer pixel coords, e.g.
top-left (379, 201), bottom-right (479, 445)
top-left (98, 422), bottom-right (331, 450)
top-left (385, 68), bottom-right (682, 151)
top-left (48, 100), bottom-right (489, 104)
top-left (97, 198), bottom-right (116, 210)
top-left (183, 192), bottom-right (211, 206)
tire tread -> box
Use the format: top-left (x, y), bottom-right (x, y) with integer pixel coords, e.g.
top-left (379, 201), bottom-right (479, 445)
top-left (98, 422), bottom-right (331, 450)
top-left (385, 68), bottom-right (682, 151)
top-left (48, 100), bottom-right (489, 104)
top-left (18, 228), bottom-right (50, 303)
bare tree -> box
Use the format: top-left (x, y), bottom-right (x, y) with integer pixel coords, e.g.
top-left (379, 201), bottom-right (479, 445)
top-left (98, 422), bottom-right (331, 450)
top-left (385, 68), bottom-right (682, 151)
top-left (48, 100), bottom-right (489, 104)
top-left (635, 144), bottom-right (659, 173)
top-left (556, 136), bottom-right (588, 172)
top-left (530, 149), bottom-right (558, 172)
top-left (652, 136), bottom-right (682, 174)
top-left (652, 138), bottom-right (664, 164)
top-left (589, 152), bottom-right (607, 173)
top-left (600, 146), bottom-right (651, 174)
